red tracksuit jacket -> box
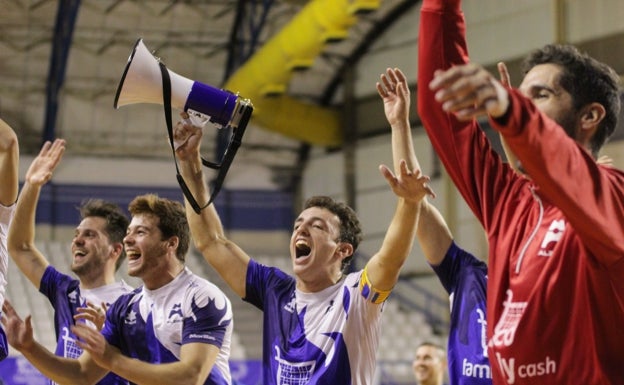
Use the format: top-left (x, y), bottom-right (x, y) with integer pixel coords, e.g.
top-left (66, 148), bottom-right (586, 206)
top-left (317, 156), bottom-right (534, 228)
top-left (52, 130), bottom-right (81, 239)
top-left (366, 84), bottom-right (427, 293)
top-left (417, 0), bottom-right (624, 384)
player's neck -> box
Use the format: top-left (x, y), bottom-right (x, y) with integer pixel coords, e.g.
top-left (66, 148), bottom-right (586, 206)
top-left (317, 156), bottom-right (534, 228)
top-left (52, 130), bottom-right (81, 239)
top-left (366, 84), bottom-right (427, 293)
top-left (296, 272), bottom-right (343, 293)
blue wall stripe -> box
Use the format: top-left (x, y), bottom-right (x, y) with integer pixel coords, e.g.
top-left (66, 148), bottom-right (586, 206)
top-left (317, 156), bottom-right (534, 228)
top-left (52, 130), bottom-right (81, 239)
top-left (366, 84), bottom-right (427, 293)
top-left (31, 183), bottom-right (294, 231)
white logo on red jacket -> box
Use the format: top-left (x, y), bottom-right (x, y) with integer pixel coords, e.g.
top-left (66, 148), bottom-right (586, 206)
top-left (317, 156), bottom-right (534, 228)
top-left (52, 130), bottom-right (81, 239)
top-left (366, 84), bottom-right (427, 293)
top-left (538, 219), bottom-right (566, 257)
top-left (490, 290), bottom-right (527, 348)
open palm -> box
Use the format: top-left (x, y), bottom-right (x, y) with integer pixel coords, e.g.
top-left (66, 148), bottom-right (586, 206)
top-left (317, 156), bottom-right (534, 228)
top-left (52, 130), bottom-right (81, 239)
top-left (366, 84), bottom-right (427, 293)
top-left (26, 139), bottom-right (66, 186)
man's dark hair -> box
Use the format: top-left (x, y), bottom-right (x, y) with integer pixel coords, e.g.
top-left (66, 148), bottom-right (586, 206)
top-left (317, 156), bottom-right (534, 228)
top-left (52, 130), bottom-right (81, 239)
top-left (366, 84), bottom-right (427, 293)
top-left (303, 196), bottom-right (363, 273)
top-left (128, 194), bottom-right (190, 262)
top-left (79, 199), bottom-right (129, 271)
top-left (522, 44), bottom-right (621, 156)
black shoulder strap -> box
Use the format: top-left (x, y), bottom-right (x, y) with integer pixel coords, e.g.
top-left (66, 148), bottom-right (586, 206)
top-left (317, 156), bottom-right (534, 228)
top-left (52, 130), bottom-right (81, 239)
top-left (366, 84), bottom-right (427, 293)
top-left (159, 61), bottom-right (209, 214)
top-left (158, 62), bottom-right (251, 214)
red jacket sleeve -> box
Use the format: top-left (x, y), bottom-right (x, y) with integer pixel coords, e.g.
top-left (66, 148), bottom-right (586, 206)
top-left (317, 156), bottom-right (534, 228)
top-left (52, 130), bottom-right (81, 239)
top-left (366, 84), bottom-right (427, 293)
top-left (491, 90), bottom-right (624, 267)
top-left (417, 0), bottom-right (518, 232)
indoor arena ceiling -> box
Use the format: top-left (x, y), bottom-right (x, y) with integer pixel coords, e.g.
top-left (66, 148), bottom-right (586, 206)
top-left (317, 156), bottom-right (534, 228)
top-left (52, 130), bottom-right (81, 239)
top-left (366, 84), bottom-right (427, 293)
top-left (0, 0), bottom-right (420, 191)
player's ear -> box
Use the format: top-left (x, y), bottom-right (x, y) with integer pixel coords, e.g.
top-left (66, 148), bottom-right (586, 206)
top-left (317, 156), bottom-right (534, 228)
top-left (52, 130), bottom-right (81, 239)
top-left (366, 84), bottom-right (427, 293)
top-left (337, 243), bottom-right (354, 258)
top-left (166, 236), bottom-right (179, 251)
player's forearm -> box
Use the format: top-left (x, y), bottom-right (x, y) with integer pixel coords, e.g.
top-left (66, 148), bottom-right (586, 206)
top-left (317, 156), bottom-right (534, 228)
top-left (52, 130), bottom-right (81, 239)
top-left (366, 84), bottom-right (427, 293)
top-left (0, 119), bottom-right (19, 205)
top-left (180, 164), bottom-right (226, 250)
top-left (179, 154), bottom-right (249, 297)
top-left (384, 198), bottom-right (419, 258)
top-left (178, 152), bottom-right (225, 244)
top-left (109, 354), bottom-right (208, 385)
top-left (20, 342), bottom-right (90, 385)
top-left (416, 201), bottom-right (453, 265)
top-left (369, 199), bottom-right (419, 289)
top-left (8, 182), bottom-right (40, 247)
top-left (0, 118), bottom-right (18, 152)
top-left (6, 181), bottom-right (48, 286)
top-left (390, 119), bottom-right (418, 174)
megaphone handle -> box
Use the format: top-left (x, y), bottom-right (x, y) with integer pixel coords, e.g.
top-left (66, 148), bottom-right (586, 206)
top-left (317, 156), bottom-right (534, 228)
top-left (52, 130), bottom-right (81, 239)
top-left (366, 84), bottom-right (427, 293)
top-left (159, 61), bottom-right (212, 214)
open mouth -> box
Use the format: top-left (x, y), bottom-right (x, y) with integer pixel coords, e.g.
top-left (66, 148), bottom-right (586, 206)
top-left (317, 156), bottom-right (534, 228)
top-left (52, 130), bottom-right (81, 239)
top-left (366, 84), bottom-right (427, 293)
top-left (126, 250), bottom-right (141, 264)
top-left (73, 250), bottom-right (86, 260)
top-left (295, 240), bottom-right (311, 259)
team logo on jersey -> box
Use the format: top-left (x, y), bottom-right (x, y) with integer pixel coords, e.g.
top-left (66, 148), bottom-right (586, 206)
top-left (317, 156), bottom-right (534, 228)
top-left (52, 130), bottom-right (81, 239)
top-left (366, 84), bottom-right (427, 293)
top-left (61, 327), bottom-right (82, 359)
top-left (537, 219), bottom-right (565, 257)
top-left (168, 303), bottom-right (183, 322)
top-left (284, 293), bottom-right (296, 313)
top-left (68, 289), bottom-right (79, 304)
top-left (124, 309), bottom-right (137, 325)
top-left (274, 345), bottom-right (317, 383)
top-left (490, 290), bottom-right (527, 348)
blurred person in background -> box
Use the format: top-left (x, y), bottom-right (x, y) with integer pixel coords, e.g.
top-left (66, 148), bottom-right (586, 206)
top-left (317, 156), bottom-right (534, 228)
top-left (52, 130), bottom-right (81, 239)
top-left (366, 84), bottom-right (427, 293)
top-left (412, 342), bottom-right (447, 385)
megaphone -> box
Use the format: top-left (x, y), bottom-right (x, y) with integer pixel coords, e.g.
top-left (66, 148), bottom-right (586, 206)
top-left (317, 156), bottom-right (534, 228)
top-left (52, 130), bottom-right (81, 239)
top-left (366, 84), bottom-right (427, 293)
top-left (114, 38), bottom-right (253, 213)
top-left (114, 38), bottom-right (252, 130)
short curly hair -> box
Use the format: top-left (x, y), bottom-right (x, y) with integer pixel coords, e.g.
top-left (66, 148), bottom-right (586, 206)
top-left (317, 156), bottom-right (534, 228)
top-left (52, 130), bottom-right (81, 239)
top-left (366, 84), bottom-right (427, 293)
top-left (303, 196), bottom-right (363, 273)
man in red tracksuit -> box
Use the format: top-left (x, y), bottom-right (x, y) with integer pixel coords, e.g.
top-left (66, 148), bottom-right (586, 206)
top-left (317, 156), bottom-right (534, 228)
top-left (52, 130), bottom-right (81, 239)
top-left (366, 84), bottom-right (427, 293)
top-left (417, 0), bottom-right (624, 384)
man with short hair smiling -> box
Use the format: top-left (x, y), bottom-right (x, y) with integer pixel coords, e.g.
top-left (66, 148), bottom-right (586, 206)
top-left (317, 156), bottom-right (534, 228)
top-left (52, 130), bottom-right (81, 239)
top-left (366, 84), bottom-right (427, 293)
top-left (412, 342), bottom-right (447, 385)
top-left (7, 138), bottom-right (132, 384)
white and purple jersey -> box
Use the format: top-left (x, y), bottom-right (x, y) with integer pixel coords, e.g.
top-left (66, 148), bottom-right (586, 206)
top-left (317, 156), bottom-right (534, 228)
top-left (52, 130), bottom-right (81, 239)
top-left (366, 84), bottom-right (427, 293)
top-left (40, 266), bottom-right (133, 385)
top-left (102, 267), bottom-right (233, 385)
top-left (245, 259), bottom-right (384, 385)
top-left (0, 203), bottom-right (14, 361)
top-left (431, 242), bottom-right (492, 385)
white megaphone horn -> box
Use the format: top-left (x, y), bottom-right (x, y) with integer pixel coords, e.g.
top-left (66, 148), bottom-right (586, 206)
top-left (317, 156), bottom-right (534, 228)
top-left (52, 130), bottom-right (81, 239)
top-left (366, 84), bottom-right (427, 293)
top-left (114, 38), bottom-right (253, 130)
top-left (113, 38), bottom-right (253, 213)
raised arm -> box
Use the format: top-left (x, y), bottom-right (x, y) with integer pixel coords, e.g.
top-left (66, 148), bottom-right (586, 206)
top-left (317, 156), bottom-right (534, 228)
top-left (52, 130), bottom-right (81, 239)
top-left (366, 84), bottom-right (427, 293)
top-left (173, 116), bottom-right (250, 298)
top-left (417, 0), bottom-right (520, 235)
top-left (377, 68), bottom-right (451, 266)
top-left (364, 69), bottom-right (435, 291)
top-left (2, 300), bottom-right (107, 385)
top-left (7, 139), bottom-right (66, 288)
top-left (0, 118), bottom-right (19, 207)
top-left (0, 118), bottom-right (19, 316)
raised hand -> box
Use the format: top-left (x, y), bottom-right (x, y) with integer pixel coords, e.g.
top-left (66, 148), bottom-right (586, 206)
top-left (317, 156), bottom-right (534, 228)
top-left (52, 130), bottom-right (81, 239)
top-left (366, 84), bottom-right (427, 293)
top-left (377, 67), bottom-right (410, 127)
top-left (1, 300), bottom-right (35, 351)
top-left (379, 159), bottom-right (436, 204)
top-left (75, 302), bottom-right (108, 331)
top-left (25, 139), bottom-right (66, 186)
top-left (72, 323), bottom-right (118, 371)
top-left (429, 63), bottom-right (510, 121)
top-left (173, 111), bottom-right (204, 161)
top-left (596, 155), bottom-right (613, 167)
